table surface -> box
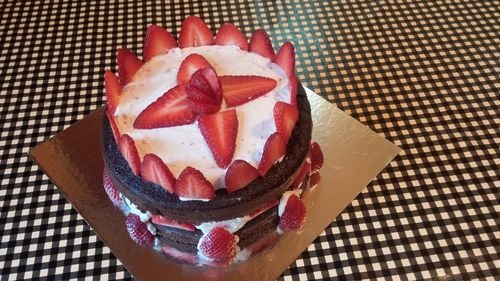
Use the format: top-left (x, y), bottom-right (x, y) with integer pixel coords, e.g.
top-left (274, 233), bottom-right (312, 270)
top-left (1, 0), bottom-right (498, 280)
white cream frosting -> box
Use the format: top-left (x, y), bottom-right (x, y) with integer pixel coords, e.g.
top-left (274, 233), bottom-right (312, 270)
top-left (114, 45), bottom-right (291, 190)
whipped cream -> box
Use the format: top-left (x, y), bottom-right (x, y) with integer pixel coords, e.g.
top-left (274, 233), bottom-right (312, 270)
top-left (114, 45), bottom-right (291, 190)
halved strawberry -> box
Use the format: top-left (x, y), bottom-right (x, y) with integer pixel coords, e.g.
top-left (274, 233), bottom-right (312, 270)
top-left (279, 194), bottom-right (306, 231)
top-left (249, 199), bottom-right (279, 219)
top-left (310, 142), bottom-right (324, 171)
top-left (178, 16), bottom-right (215, 48)
top-left (126, 213), bottom-right (155, 246)
top-left (198, 109), bottom-right (238, 168)
top-left (105, 70), bottom-right (121, 114)
top-left (273, 101), bottom-right (299, 144)
top-left (134, 84), bottom-right (196, 129)
top-left (289, 74), bottom-right (298, 105)
top-left (186, 67), bottom-right (222, 115)
top-left (151, 215), bottom-right (196, 231)
top-left (290, 161), bottom-right (311, 189)
top-left (117, 48), bottom-right (143, 87)
top-left (174, 166), bottom-right (215, 200)
top-left (103, 169), bottom-right (122, 207)
top-left (220, 75), bottom-right (277, 107)
top-left (258, 132), bottom-right (287, 175)
top-left (198, 227), bottom-right (237, 261)
top-left (249, 29), bottom-right (275, 60)
top-left (143, 24), bottom-right (177, 62)
top-left (225, 160), bottom-right (259, 193)
top-left (119, 134), bottom-right (141, 176)
top-left (177, 53), bottom-right (212, 84)
top-left (274, 42), bottom-right (295, 77)
top-left (215, 23), bottom-right (248, 51)
top-left (140, 153), bottom-right (176, 194)
top-left (105, 110), bottom-right (121, 143)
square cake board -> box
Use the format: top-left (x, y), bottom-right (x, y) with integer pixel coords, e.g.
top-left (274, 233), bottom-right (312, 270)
top-left (29, 88), bottom-right (401, 281)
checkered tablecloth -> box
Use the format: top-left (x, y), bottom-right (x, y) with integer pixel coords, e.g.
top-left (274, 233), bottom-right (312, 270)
top-left (1, 0), bottom-right (498, 280)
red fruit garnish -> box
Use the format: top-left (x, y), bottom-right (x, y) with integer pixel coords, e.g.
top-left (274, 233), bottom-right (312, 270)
top-left (117, 48), bottom-right (143, 87)
top-left (178, 16), bottom-right (215, 48)
top-left (119, 134), bottom-right (141, 176)
top-left (225, 160), bottom-right (259, 193)
top-left (134, 84), bottom-right (196, 129)
top-left (309, 171), bottom-right (321, 188)
top-left (103, 169), bottom-right (122, 207)
top-left (140, 153), bottom-right (176, 194)
top-left (125, 214), bottom-right (154, 246)
top-left (105, 110), bottom-right (121, 143)
top-left (215, 23), bottom-right (248, 51)
top-left (273, 101), bottom-right (299, 144)
top-left (258, 132), bottom-right (286, 175)
top-left (186, 67), bottom-right (222, 115)
top-left (105, 70), bottom-right (121, 114)
top-left (151, 215), bottom-right (196, 231)
top-left (162, 245), bottom-right (197, 264)
top-left (198, 109), bottom-right (238, 168)
top-left (174, 166), bottom-right (215, 200)
top-left (198, 227), bottom-right (237, 261)
top-left (220, 75), bottom-right (277, 107)
top-left (249, 29), bottom-right (275, 60)
top-left (279, 194), bottom-right (306, 231)
top-left (290, 161), bottom-right (311, 189)
top-left (310, 142), bottom-right (324, 171)
top-left (177, 53), bottom-right (212, 84)
top-left (143, 24), bottom-right (177, 61)
top-left (289, 75), bottom-right (298, 105)
top-left (274, 42), bottom-right (295, 77)
top-left (249, 199), bottom-right (279, 219)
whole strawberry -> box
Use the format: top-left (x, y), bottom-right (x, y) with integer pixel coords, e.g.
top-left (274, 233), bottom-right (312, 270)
top-left (279, 194), bottom-right (306, 231)
top-left (198, 227), bottom-right (237, 261)
top-left (125, 214), bottom-right (154, 246)
top-left (103, 169), bottom-right (122, 207)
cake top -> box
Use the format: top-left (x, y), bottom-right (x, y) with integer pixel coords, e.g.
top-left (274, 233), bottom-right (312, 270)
top-left (105, 16), bottom-right (298, 201)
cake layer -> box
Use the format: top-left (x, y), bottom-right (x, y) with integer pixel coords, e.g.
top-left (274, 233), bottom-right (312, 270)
top-left (101, 83), bottom-right (312, 224)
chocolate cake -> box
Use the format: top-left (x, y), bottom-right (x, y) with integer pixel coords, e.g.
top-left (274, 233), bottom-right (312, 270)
top-left (100, 16), bottom-right (324, 265)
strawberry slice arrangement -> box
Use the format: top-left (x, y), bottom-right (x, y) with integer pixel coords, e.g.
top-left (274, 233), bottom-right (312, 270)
top-left (174, 166), bottom-right (216, 201)
top-left (140, 153), bottom-right (176, 194)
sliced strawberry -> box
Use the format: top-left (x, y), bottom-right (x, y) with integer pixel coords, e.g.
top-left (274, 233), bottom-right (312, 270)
top-left (151, 215), bottom-right (196, 231)
top-left (198, 109), bottom-right (238, 168)
top-left (249, 29), bottom-right (275, 60)
top-left (274, 42), bottom-right (295, 77)
top-left (225, 160), bottom-right (259, 193)
top-left (273, 101), bottom-right (299, 144)
top-left (289, 74), bottom-right (298, 105)
top-left (117, 48), bottom-right (143, 87)
top-left (215, 23), bottom-right (248, 51)
top-left (174, 166), bottom-right (215, 200)
top-left (220, 75), bottom-right (277, 107)
top-left (178, 16), bottom-right (215, 48)
top-left (309, 171), bottom-right (321, 188)
top-left (162, 245), bottom-right (197, 264)
top-left (119, 134), bottom-right (141, 176)
top-left (177, 53), bottom-right (212, 84)
top-left (258, 132), bottom-right (286, 175)
top-left (105, 110), bottom-right (121, 143)
top-left (198, 227), bottom-right (237, 261)
top-left (310, 142), bottom-right (324, 171)
top-left (279, 194), bottom-right (306, 231)
top-left (105, 70), bottom-right (121, 114)
top-left (125, 213), bottom-right (155, 246)
top-left (143, 24), bottom-right (177, 62)
top-left (186, 67), bottom-right (222, 115)
top-left (140, 153), bottom-right (175, 194)
top-left (290, 161), bottom-right (311, 189)
top-left (103, 169), bottom-right (122, 207)
top-left (134, 84), bottom-right (196, 129)
top-left (249, 199), bottom-right (279, 219)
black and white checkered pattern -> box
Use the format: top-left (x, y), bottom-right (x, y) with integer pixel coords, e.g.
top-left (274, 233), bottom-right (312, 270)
top-left (1, 0), bottom-right (499, 280)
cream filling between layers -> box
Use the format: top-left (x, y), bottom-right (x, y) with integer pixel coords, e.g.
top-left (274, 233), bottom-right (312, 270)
top-left (114, 45), bottom-right (291, 192)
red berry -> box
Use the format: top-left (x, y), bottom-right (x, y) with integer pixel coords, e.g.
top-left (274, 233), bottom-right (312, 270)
top-left (174, 166), bottom-right (215, 201)
top-left (103, 169), bottom-right (122, 207)
top-left (177, 53), bottom-right (212, 84)
top-left (118, 134), bottom-right (141, 176)
top-left (274, 42), bottom-right (295, 77)
top-left (215, 23), bottom-right (248, 51)
top-left (178, 16), bottom-right (215, 48)
top-left (104, 70), bottom-right (121, 114)
top-left (198, 109), bottom-right (238, 168)
top-left (273, 101), bottom-right (299, 144)
top-left (151, 215), bottom-right (196, 231)
top-left (125, 214), bottom-right (155, 246)
top-left (143, 24), bottom-right (177, 61)
top-left (134, 84), bottom-right (196, 129)
top-left (117, 48), bottom-right (143, 87)
top-left (258, 132), bottom-right (287, 176)
top-left (225, 160), bottom-right (259, 193)
top-left (105, 110), bottom-right (121, 144)
top-left (310, 142), bottom-right (324, 171)
top-left (140, 153), bottom-right (176, 194)
top-left (220, 75), bottom-right (277, 107)
top-left (309, 171), bottom-right (321, 188)
top-left (279, 194), bottom-right (306, 231)
top-left (186, 67), bottom-right (222, 115)
top-left (289, 75), bottom-right (298, 105)
top-left (198, 227), bottom-right (237, 261)
top-left (249, 29), bottom-right (275, 60)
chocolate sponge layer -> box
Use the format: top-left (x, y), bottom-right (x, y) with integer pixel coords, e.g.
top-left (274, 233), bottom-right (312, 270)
top-left (101, 83), bottom-right (312, 224)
